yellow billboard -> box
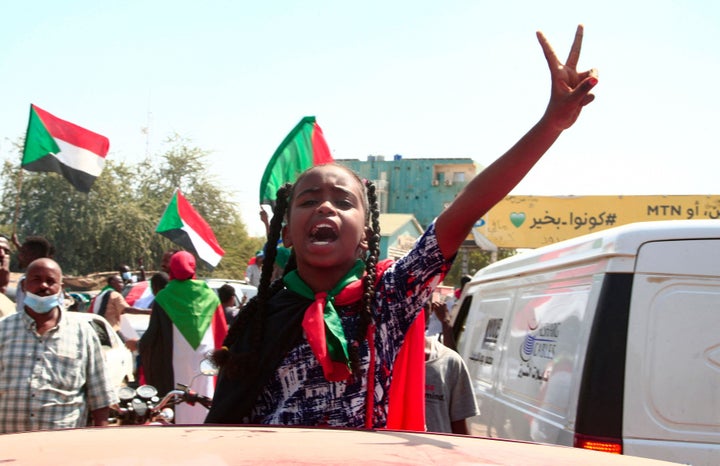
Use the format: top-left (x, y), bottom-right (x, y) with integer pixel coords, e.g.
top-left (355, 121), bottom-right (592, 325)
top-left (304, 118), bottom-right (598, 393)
top-left (475, 195), bottom-right (720, 248)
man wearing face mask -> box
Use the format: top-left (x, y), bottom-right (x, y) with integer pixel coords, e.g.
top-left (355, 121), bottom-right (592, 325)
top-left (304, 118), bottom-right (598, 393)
top-left (0, 258), bottom-right (118, 433)
top-left (118, 264), bottom-right (135, 285)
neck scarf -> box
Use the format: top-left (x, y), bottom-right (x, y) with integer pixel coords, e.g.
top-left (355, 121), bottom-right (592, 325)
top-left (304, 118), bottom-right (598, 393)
top-left (283, 259), bottom-right (365, 382)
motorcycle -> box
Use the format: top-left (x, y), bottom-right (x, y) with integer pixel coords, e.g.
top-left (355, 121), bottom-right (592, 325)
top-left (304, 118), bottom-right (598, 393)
top-left (111, 358), bottom-right (216, 425)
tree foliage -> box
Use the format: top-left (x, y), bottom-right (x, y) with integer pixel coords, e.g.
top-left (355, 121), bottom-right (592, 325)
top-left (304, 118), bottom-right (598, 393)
top-left (443, 246), bottom-right (516, 289)
top-left (0, 136), bottom-right (260, 279)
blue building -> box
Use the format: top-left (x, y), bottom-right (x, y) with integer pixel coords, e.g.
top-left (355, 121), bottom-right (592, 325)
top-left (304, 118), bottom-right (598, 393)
top-left (378, 213), bottom-right (424, 261)
top-left (338, 155), bottom-right (478, 228)
top-left (337, 156), bottom-right (479, 263)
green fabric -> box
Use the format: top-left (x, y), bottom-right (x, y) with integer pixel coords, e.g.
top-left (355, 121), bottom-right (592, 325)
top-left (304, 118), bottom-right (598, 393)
top-left (283, 259), bottom-right (365, 364)
top-left (258, 116), bottom-right (318, 205)
top-left (22, 107), bottom-right (59, 165)
top-left (155, 192), bottom-right (183, 231)
top-left (154, 279), bottom-right (220, 350)
top-left (275, 246), bottom-right (291, 269)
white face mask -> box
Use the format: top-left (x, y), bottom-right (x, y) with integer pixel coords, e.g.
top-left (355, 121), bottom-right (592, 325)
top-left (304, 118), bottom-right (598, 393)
top-left (24, 291), bottom-right (63, 314)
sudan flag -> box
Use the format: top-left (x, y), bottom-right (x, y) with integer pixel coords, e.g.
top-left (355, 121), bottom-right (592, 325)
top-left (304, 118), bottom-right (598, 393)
top-left (22, 104), bottom-right (109, 193)
top-left (259, 116), bottom-right (334, 205)
top-left (156, 190), bottom-right (225, 268)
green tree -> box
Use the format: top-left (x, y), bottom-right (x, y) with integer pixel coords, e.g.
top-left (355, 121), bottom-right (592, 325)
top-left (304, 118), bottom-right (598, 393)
top-left (137, 134), bottom-right (257, 277)
top-left (211, 218), bottom-right (265, 279)
top-left (0, 159), bottom-right (156, 275)
top-left (443, 246), bottom-right (516, 289)
top-left (0, 135), bottom-right (260, 279)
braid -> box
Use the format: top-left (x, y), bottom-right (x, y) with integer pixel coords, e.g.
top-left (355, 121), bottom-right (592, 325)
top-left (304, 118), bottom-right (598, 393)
top-left (212, 169), bottom-right (382, 383)
top-left (258, 186), bottom-right (289, 296)
top-left (211, 184), bottom-right (293, 378)
top-left (349, 179), bottom-right (381, 376)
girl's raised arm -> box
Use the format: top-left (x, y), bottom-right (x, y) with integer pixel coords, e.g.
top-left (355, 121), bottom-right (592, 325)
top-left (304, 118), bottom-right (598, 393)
top-left (435, 25), bottom-right (598, 259)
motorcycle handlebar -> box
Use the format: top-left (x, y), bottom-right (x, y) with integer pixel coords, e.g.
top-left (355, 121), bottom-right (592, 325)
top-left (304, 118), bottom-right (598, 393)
top-left (154, 389), bottom-right (187, 412)
top-left (154, 388), bottom-right (213, 412)
top-left (113, 383), bottom-right (214, 425)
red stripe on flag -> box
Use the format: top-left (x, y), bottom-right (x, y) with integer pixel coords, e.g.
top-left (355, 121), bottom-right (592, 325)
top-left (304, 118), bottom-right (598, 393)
top-left (386, 309), bottom-right (426, 431)
top-left (124, 281), bottom-right (149, 306)
top-left (211, 306), bottom-right (228, 351)
top-left (31, 104), bottom-right (109, 157)
top-left (311, 122), bottom-right (334, 165)
top-left (211, 306), bottom-right (228, 388)
top-left (175, 190), bottom-right (225, 256)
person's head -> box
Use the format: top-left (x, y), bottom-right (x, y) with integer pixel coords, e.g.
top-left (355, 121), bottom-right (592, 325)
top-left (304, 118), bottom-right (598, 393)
top-left (118, 264), bottom-right (132, 283)
top-left (108, 274), bottom-right (124, 292)
top-left (215, 164), bottom-right (381, 378)
top-left (168, 251), bottom-right (196, 281)
top-left (282, 164), bottom-right (372, 272)
top-left (254, 250), bottom-right (265, 267)
top-left (218, 284), bottom-right (236, 306)
top-left (150, 271), bottom-right (170, 295)
top-left (22, 258), bottom-right (63, 316)
top-left (161, 249), bottom-right (179, 273)
top-left (18, 236), bottom-right (55, 269)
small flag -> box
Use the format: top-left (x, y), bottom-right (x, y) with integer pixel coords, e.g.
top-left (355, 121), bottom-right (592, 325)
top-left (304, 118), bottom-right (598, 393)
top-left (22, 104), bottom-right (109, 193)
top-left (259, 116), bottom-right (333, 205)
top-left (156, 190), bottom-right (225, 268)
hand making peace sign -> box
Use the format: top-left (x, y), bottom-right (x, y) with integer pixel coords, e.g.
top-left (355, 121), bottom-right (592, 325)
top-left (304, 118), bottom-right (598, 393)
top-left (538, 24), bottom-right (598, 131)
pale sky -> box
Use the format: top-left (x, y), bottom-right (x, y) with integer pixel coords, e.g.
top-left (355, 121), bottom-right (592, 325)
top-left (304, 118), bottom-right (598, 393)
top-left (1, 1), bottom-right (719, 237)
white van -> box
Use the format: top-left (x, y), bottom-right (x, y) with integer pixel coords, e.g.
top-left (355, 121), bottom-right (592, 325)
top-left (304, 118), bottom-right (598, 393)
top-left (454, 220), bottom-right (720, 465)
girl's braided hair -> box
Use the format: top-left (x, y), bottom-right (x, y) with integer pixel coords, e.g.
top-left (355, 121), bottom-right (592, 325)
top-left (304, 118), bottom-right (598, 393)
top-left (211, 164), bottom-right (381, 379)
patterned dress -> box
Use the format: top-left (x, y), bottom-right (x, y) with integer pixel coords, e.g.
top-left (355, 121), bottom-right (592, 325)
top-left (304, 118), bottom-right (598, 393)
top-left (207, 223), bottom-right (452, 428)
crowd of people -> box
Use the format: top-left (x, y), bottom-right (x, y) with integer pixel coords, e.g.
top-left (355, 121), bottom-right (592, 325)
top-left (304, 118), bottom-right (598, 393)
top-left (0, 25), bottom-right (596, 435)
top-left (0, 237), bottom-right (231, 432)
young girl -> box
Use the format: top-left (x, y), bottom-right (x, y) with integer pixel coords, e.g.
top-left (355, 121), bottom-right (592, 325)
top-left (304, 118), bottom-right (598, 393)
top-left (206, 25), bottom-right (598, 428)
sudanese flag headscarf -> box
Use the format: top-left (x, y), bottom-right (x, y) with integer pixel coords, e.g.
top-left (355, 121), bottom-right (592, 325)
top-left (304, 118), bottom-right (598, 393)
top-left (154, 251), bottom-right (227, 350)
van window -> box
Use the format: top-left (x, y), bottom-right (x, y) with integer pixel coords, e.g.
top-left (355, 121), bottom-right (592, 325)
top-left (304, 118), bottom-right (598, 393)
top-left (461, 292), bottom-right (513, 387)
top-left (576, 273), bottom-right (633, 440)
top-left (499, 277), bottom-right (594, 419)
top-left (453, 296), bottom-right (473, 342)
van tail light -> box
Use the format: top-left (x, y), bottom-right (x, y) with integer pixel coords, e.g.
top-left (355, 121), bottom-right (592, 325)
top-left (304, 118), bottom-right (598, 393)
top-left (574, 433), bottom-right (623, 455)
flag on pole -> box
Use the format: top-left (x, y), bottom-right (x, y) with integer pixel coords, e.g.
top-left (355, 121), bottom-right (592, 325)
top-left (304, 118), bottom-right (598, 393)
top-left (156, 190), bottom-right (225, 268)
top-left (259, 116), bottom-right (333, 205)
top-left (22, 104), bottom-right (109, 193)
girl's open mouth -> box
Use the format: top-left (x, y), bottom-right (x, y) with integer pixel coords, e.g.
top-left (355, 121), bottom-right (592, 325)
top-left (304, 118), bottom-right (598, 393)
top-left (310, 223), bottom-right (338, 245)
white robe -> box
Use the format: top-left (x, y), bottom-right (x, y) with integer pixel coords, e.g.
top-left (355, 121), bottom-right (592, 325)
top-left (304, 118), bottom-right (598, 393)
top-left (171, 323), bottom-right (216, 424)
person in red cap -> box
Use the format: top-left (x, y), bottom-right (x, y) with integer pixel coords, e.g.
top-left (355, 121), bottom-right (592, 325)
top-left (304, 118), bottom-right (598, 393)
top-left (139, 251), bottom-right (227, 424)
